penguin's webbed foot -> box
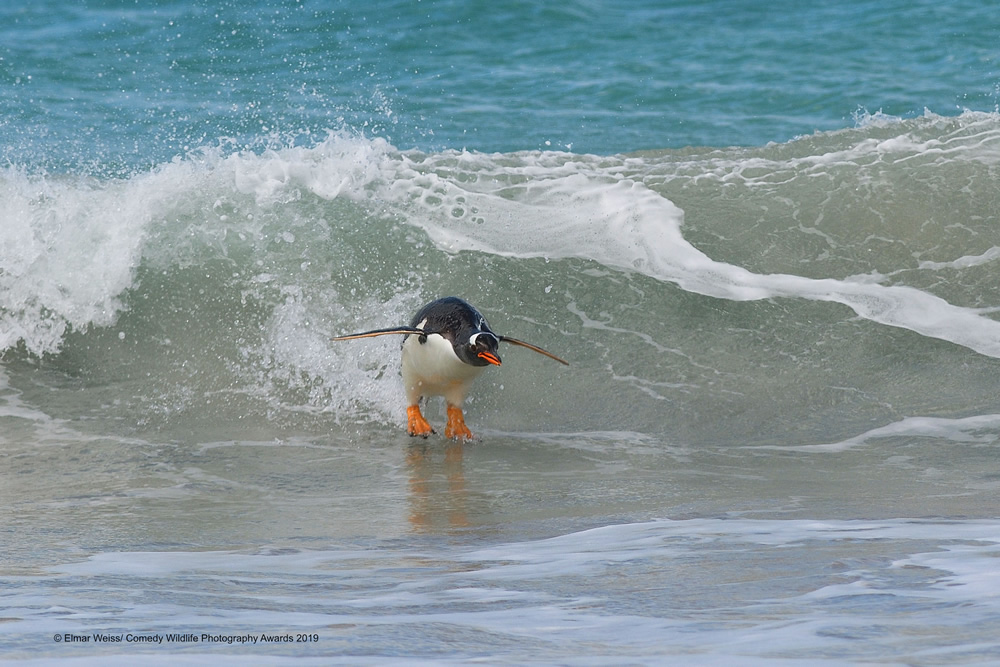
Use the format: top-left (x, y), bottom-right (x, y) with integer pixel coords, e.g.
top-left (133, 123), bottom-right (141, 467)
top-left (444, 404), bottom-right (474, 441)
top-left (407, 405), bottom-right (435, 438)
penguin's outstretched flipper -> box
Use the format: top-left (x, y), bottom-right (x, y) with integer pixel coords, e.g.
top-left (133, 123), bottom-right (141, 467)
top-left (331, 326), bottom-right (426, 341)
top-left (498, 335), bottom-right (569, 365)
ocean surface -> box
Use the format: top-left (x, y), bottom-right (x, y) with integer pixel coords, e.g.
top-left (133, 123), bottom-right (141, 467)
top-left (3, 1), bottom-right (1000, 664)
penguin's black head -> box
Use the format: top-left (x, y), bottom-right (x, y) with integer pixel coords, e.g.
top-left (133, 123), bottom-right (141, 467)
top-left (458, 331), bottom-right (502, 367)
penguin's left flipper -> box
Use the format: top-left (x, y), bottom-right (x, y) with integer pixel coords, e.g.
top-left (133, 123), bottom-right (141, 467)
top-left (331, 326), bottom-right (426, 341)
top-left (499, 336), bottom-right (569, 365)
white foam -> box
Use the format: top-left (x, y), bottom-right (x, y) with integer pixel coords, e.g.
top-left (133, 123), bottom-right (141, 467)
top-left (44, 518), bottom-right (1000, 611)
top-left (7, 123), bottom-right (1000, 363)
top-left (919, 245), bottom-right (1000, 271)
top-left (360, 142), bottom-right (1000, 360)
top-left (261, 285), bottom-right (415, 423)
top-left (0, 132), bottom-right (397, 355)
top-left (463, 517), bottom-right (1000, 562)
top-left (20, 518), bottom-right (1000, 664)
top-left (762, 412), bottom-right (1000, 453)
top-left (0, 167), bottom-right (148, 354)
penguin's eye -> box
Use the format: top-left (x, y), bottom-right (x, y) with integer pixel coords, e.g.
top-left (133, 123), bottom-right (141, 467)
top-left (470, 332), bottom-right (496, 349)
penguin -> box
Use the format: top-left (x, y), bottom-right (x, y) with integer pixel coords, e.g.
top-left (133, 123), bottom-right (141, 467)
top-left (332, 296), bottom-right (568, 439)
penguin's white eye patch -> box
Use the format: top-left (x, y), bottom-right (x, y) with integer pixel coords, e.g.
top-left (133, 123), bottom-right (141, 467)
top-left (470, 332), bottom-right (498, 346)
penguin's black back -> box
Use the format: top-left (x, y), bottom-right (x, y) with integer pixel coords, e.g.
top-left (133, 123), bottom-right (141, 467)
top-left (410, 297), bottom-right (491, 342)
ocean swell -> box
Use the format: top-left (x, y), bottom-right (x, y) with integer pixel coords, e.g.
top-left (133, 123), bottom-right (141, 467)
top-left (3, 112), bottom-right (1000, 367)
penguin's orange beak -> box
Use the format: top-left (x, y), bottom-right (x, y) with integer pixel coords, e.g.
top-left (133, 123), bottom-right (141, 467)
top-left (477, 351), bottom-right (502, 366)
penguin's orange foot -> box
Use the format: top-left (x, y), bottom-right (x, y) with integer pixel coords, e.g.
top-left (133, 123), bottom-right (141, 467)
top-left (444, 405), bottom-right (474, 441)
top-left (407, 405), bottom-right (435, 438)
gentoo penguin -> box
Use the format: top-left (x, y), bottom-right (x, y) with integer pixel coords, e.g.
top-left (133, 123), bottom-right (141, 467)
top-left (332, 296), bottom-right (568, 439)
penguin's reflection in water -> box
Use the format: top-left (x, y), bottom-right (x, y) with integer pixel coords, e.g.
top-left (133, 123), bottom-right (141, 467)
top-left (406, 442), bottom-right (468, 531)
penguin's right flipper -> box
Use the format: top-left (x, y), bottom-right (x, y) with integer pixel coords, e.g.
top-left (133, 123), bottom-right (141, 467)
top-left (332, 326), bottom-right (426, 342)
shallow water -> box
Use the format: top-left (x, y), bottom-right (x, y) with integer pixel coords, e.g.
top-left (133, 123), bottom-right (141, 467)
top-left (4, 380), bottom-right (1000, 663)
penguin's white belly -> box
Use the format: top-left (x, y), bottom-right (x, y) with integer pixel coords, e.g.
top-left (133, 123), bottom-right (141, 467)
top-left (402, 333), bottom-right (486, 406)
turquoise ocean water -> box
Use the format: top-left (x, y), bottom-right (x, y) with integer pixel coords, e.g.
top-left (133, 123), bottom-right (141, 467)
top-left (3, 1), bottom-right (1000, 664)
